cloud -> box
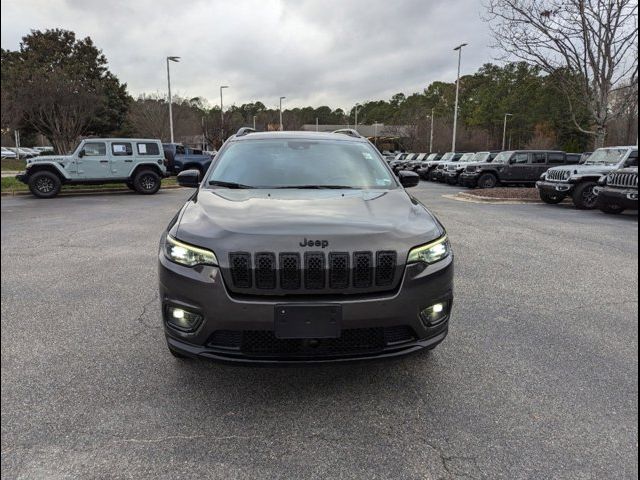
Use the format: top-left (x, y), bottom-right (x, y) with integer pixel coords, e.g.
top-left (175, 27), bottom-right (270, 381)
top-left (1, 0), bottom-right (494, 109)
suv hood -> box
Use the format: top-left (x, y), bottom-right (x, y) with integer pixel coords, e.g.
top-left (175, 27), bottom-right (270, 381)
top-left (547, 163), bottom-right (618, 175)
top-left (27, 155), bottom-right (74, 167)
top-left (173, 188), bottom-right (443, 262)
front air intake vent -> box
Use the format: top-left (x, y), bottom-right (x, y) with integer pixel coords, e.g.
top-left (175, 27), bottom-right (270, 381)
top-left (353, 252), bottom-right (373, 288)
top-left (279, 253), bottom-right (301, 289)
top-left (375, 251), bottom-right (397, 286)
top-left (229, 253), bottom-right (252, 288)
top-left (304, 252), bottom-right (325, 289)
top-left (329, 253), bottom-right (350, 289)
top-left (255, 253), bottom-right (276, 289)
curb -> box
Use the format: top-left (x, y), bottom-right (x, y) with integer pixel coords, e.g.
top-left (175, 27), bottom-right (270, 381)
top-left (1, 184), bottom-right (186, 197)
top-left (448, 192), bottom-right (544, 204)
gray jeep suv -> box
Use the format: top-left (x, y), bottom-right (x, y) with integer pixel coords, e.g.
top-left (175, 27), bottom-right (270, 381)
top-left (158, 129), bottom-right (454, 363)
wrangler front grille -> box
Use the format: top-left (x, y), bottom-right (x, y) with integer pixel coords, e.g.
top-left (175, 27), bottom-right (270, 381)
top-left (465, 165), bottom-right (477, 173)
top-left (546, 169), bottom-right (571, 182)
top-left (228, 250), bottom-right (398, 291)
top-left (608, 172), bottom-right (638, 188)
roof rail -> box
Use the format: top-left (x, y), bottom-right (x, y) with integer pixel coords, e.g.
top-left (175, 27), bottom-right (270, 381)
top-left (332, 128), bottom-right (363, 138)
top-left (236, 127), bottom-right (256, 137)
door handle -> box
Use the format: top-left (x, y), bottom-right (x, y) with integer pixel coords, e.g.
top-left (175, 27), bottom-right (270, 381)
top-left (124, 159), bottom-right (133, 163)
top-left (100, 160), bottom-right (109, 163)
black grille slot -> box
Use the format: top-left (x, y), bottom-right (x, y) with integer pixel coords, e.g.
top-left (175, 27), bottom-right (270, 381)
top-left (208, 330), bottom-right (242, 349)
top-left (329, 252), bottom-right (350, 289)
top-left (255, 253), bottom-right (276, 289)
top-left (353, 252), bottom-right (373, 288)
top-left (376, 251), bottom-right (396, 286)
top-left (383, 326), bottom-right (416, 345)
top-left (304, 252), bottom-right (325, 289)
top-left (279, 253), bottom-right (301, 289)
top-left (229, 253), bottom-right (252, 288)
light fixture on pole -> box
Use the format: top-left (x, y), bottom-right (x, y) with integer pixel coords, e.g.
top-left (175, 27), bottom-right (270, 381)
top-left (451, 43), bottom-right (467, 152)
top-left (279, 96), bottom-right (286, 131)
top-left (502, 113), bottom-right (513, 151)
top-left (220, 85), bottom-right (229, 141)
top-left (166, 56), bottom-right (180, 143)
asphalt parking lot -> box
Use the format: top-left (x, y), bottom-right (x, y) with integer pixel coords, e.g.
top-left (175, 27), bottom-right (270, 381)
top-left (1, 182), bottom-right (638, 479)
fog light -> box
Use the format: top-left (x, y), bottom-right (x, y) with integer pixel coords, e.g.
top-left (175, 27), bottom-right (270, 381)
top-left (420, 302), bottom-right (449, 327)
top-left (166, 306), bottom-right (203, 332)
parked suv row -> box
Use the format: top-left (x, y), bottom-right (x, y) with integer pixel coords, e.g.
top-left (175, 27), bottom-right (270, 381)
top-left (537, 146), bottom-right (638, 209)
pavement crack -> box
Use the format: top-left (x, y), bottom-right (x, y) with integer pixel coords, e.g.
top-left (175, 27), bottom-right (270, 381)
top-left (113, 434), bottom-right (261, 444)
top-left (135, 292), bottom-right (161, 330)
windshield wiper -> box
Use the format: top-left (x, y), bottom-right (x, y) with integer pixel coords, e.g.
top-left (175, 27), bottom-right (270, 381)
top-left (208, 180), bottom-right (255, 189)
top-left (272, 185), bottom-right (357, 189)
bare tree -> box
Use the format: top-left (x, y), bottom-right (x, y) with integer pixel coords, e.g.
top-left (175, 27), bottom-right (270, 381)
top-left (17, 73), bottom-right (103, 154)
top-left (127, 93), bottom-right (169, 140)
top-left (485, 0), bottom-right (638, 148)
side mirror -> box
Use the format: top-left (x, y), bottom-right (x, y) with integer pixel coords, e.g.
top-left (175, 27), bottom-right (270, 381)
top-left (398, 170), bottom-right (420, 188)
top-left (78, 150), bottom-right (85, 158)
top-left (177, 169), bottom-right (201, 188)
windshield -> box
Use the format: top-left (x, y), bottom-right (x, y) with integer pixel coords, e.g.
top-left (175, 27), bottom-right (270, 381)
top-left (472, 152), bottom-right (490, 163)
top-left (493, 151), bottom-right (513, 164)
top-left (207, 139), bottom-right (397, 190)
top-left (585, 148), bottom-right (628, 165)
top-left (458, 153), bottom-right (475, 162)
top-left (440, 152), bottom-right (455, 162)
top-left (425, 153), bottom-right (438, 162)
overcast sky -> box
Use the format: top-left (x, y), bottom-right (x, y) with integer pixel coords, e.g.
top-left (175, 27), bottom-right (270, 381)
top-left (1, 0), bottom-right (495, 110)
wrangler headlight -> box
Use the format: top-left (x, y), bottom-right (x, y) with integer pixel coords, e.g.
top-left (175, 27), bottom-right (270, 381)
top-left (164, 234), bottom-right (218, 267)
top-left (407, 235), bottom-right (451, 265)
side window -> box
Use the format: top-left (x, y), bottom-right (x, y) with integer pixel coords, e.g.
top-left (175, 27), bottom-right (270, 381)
top-left (532, 153), bottom-right (546, 164)
top-left (111, 142), bottom-right (132, 156)
top-left (83, 142), bottom-right (106, 156)
top-left (512, 153), bottom-right (529, 164)
top-left (626, 151), bottom-right (638, 167)
top-left (176, 145), bottom-right (186, 155)
top-left (548, 153), bottom-right (565, 164)
top-left (137, 142), bottom-right (160, 155)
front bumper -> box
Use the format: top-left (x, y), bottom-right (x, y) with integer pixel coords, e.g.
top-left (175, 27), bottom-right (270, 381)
top-left (536, 180), bottom-right (574, 195)
top-left (595, 186), bottom-right (638, 210)
top-left (158, 251), bottom-right (454, 364)
top-left (444, 171), bottom-right (461, 183)
top-left (15, 172), bottom-right (28, 184)
top-left (459, 172), bottom-right (480, 187)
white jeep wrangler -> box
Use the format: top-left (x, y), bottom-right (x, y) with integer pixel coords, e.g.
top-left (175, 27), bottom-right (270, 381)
top-left (16, 138), bottom-right (167, 198)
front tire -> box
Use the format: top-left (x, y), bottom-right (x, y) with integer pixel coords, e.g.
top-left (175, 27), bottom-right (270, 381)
top-left (599, 203), bottom-right (624, 215)
top-left (28, 171), bottom-right (62, 198)
top-left (133, 169), bottom-right (161, 195)
top-left (572, 182), bottom-right (598, 209)
top-left (477, 173), bottom-right (498, 189)
top-left (539, 190), bottom-right (565, 204)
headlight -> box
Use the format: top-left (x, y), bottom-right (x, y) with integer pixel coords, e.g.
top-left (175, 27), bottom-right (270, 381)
top-left (164, 234), bottom-right (218, 267)
top-left (407, 235), bottom-right (451, 265)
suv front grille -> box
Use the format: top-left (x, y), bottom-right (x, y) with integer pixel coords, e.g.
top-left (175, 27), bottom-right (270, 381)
top-left (228, 250), bottom-right (397, 291)
top-left (546, 169), bottom-right (571, 182)
top-left (608, 172), bottom-right (638, 188)
top-left (207, 326), bottom-right (417, 357)
top-left (447, 164), bottom-right (457, 171)
top-left (465, 165), bottom-right (476, 173)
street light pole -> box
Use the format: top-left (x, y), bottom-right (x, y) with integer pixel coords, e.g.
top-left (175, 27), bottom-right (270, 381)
top-left (452, 43), bottom-right (467, 152)
top-left (429, 108), bottom-right (435, 153)
top-left (166, 56), bottom-right (180, 143)
top-left (354, 104), bottom-right (360, 132)
top-left (374, 121), bottom-right (379, 147)
top-left (220, 85), bottom-right (229, 141)
top-left (502, 113), bottom-right (513, 151)
top-left (253, 115), bottom-right (257, 130)
top-left (316, 117), bottom-right (319, 132)
top-left (279, 96), bottom-right (286, 131)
